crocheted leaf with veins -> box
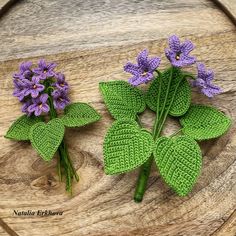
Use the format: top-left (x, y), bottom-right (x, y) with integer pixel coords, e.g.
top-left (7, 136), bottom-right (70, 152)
top-left (5, 115), bottom-right (43, 141)
top-left (104, 119), bottom-right (154, 174)
top-left (180, 104), bottom-right (231, 140)
top-left (99, 81), bottom-right (145, 120)
top-left (29, 118), bottom-right (65, 161)
top-left (61, 102), bottom-right (101, 127)
top-left (145, 67), bottom-right (191, 116)
top-left (154, 135), bottom-right (202, 196)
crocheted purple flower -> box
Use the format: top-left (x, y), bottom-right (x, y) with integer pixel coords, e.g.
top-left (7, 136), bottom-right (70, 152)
top-left (165, 35), bottom-right (196, 67)
top-left (53, 73), bottom-right (69, 91)
top-left (24, 77), bottom-right (45, 98)
top-left (13, 61), bottom-right (32, 79)
top-left (192, 63), bottom-right (222, 98)
top-left (22, 99), bottom-right (33, 116)
top-left (28, 94), bottom-right (50, 116)
top-left (52, 89), bottom-right (70, 110)
top-left (124, 49), bottom-right (161, 86)
top-left (13, 78), bottom-right (28, 101)
top-left (33, 59), bottom-right (57, 80)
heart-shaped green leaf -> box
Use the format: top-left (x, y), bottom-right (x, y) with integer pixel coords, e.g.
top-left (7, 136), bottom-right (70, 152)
top-left (104, 119), bottom-right (154, 174)
top-left (145, 67), bottom-right (191, 116)
top-left (180, 104), bottom-right (231, 140)
top-left (29, 118), bottom-right (65, 161)
top-left (154, 135), bottom-right (202, 196)
top-left (99, 81), bottom-right (145, 120)
top-left (61, 102), bottom-right (101, 127)
top-left (5, 115), bottom-right (43, 141)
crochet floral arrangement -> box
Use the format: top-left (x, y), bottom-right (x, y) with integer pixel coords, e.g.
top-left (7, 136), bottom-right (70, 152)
top-left (5, 59), bottom-right (101, 193)
top-left (99, 35), bottom-right (231, 202)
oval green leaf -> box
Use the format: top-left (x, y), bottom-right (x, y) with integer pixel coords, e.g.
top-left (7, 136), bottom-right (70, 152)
top-left (180, 104), bottom-right (232, 140)
top-left (99, 80), bottom-right (145, 120)
top-left (154, 135), bottom-right (202, 196)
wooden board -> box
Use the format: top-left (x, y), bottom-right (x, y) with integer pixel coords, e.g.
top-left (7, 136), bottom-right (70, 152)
top-left (0, 0), bottom-right (235, 235)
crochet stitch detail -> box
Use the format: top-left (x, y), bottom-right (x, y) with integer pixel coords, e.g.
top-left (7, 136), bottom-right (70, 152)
top-left (154, 135), bottom-right (202, 196)
top-left (61, 102), bottom-right (101, 128)
top-left (29, 118), bottom-right (65, 161)
top-left (180, 104), bottom-right (232, 140)
top-left (99, 81), bottom-right (145, 120)
top-left (104, 119), bottom-right (154, 175)
top-left (145, 67), bottom-right (191, 116)
top-left (5, 115), bottom-right (43, 141)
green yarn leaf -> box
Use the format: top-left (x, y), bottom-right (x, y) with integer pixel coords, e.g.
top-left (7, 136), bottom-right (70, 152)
top-left (104, 119), bottom-right (154, 175)
top-left (145, 67), bottom-right (191, 116)
top-left (180, 104), bottom-right (231, 140)
top-left (154, 135), bottom-right (202, 196)
top-left (99, 80), bottom-right (145, 120)
top-left (5, 115), bottom-right (43, 141)
top-left (61, 102), bottom-right (101, 128)
top-left (29, 118), bottom-right (65, 161)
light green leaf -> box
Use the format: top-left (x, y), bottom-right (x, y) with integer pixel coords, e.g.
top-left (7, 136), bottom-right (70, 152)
top-left (5, 115), bottom-right (43, 141)
top-left (29, 118), bottom-right (65, 161)
top-left (99, 80), bottom-right (145, 120)
top-left (61, 102), bottom-right (101, 127)
top-left (154, 135), bottom-right (202, 196)
top-left (180, 104), bottom-right (231, 140)
top-left (145, 67), bottom-right (191, 116)
top-left (104, 119), bottom-right (154, 174)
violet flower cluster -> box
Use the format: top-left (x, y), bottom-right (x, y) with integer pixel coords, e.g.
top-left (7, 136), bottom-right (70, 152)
top-left (13, 59), bottom-right (70, 116)
top-left (124, 35), bottom-right (222, 98)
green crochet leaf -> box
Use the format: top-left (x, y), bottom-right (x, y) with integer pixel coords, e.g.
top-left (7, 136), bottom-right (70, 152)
top-left (61, 102), bottom-right (101, 128)
top-left (104, 119), bottom-right (154, 175)
top-left (154, 135), bottom-right (202, 196)
top-left (29, 118), bottom-right (65, 161)
top-left (180, 104), bottom-right (232, 140)
top-left (145, 67), bottom-right (191, 116)
top-left (99, 80), bottom-right (145, 120)
top-left (5, 115), bottom-right (43, 141)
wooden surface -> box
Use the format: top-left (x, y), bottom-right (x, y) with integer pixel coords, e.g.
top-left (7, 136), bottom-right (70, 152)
top-left (0, 0), bottom-right (236, 235)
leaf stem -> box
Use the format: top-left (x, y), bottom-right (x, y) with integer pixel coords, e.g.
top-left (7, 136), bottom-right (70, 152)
top-left (134, 67), bottom-right (173, 202)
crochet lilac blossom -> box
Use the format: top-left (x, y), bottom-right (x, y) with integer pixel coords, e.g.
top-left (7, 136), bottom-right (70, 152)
top-left (52, 89), bottom-right (70, 110)
top-left (124, 49), bottom-right (161, 86)
top-left (28, 94), bottom-right (50, 116)
top-left (53, 73), bottom-right (69, 91)
top-left (33, 59), bottom-right (57, 80)
top-left (24, 77), bottom-right (45, 98)
top-left (192, 63), bottom-right (222, 98)
top-left (12, 59), bottom-right (70, 116)
top-left (165, 35), bottom-right (196, 67)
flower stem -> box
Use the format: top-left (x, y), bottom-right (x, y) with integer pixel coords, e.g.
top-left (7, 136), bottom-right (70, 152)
top-left (134, 67), bottom-right (174, 202)
top-left (47, 95), bottom-right (78, 193)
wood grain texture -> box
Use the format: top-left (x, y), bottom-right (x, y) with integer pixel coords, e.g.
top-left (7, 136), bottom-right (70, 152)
top-left (213, 0), bottom-right (236, 25)
top-left (0, 0), bottom-right (236, 236)
top-left (0, 0), bottom-right (17, 17)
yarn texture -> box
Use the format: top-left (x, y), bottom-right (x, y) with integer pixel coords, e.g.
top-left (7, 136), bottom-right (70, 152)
top-left (61, 102), bottom-right (101, 128)
top-left (5, 115), bottom-right (43, 141)
top-left (154, 135), bottom-right (202, 196)
top-left (180, 104), bottom-right (231, 140)
top-left (29, 118), bottom-right (65, 161)
top-left (104, 119), bottom-right (154, 175)
top-left (145, 67), bottom-right (191, 117)
top-left (99, 81), bottom-right (145, 120)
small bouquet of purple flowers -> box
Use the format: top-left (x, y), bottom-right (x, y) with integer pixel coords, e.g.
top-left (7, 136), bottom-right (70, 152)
top-left (5, 59), bottom-right (101, 193)
top-left (100, 35), bottom-right (231, 201)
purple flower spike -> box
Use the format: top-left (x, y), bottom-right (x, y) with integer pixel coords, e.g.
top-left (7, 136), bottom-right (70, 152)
top-left (53, 73), bottom-right (69, 91)
top-left (124, 49), bottom-right (161, 86)
top-left (33, 59), bottom-right (57, 80)
top-left (165, 35), bottom-right (196, 67)
top-left (24, 76), bottom-right (45, 98)
top-left (28, 94), bottom-right (50, 116)
top-left (52, 89), bottom-right (70, 110)
top-left (192, 63), bottom-right (222, 98)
